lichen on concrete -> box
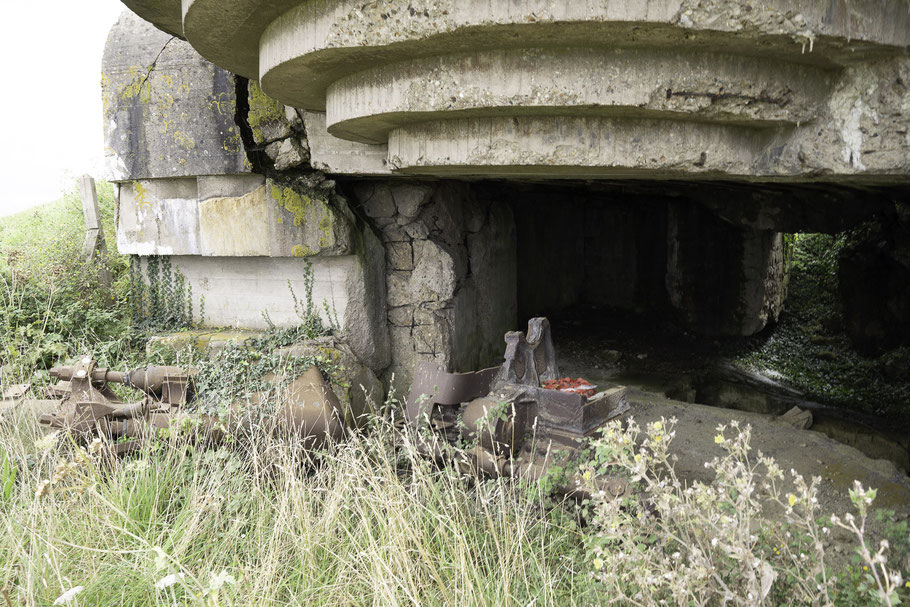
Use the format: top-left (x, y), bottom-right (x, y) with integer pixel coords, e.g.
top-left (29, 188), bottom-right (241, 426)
top-left (267, 180), bottom-right (353, 257)
top-left (248, 80), bottom-right (292, 145)
top-left (102, 10), bottom-right (250, 181)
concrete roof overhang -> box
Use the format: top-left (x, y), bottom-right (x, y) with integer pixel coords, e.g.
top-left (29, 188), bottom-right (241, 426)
top-left (118, 0), bottom-right (910, 181)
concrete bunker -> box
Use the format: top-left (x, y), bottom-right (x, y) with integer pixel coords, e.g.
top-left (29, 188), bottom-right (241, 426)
top-left (103, 4), bottom-right (910, 403)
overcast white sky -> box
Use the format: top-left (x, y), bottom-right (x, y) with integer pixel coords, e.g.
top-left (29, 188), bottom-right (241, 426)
top-left (0, 0), bottom-right (126, 216)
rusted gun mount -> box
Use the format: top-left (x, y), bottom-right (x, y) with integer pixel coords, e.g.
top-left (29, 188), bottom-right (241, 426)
top-left (38, 356), bottom-right (197, 452)
top-left (406, 318), bottom-right (631, 499)
top-left (38, 354), bottom-right (346, 453)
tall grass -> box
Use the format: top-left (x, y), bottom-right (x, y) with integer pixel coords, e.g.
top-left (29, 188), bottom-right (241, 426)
top-left (0, 409), bottom-right (588, 606)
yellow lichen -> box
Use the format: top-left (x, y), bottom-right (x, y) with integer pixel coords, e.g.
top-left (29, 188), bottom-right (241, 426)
top-left (133, 181), bottom-right (152, 210)
top-left (248, 80), bottom-right (286, 142)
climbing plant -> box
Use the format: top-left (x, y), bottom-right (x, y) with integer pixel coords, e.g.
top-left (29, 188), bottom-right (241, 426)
top-left (129, 255), bottom-right (198, 330)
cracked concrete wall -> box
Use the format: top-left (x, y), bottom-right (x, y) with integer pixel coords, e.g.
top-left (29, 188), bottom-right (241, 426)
top-left (105, 9), bottom-right (390, 373)
top-left (351, 181), bottom-right (516, 393)
top-left (102, 10), bottom-right (249, 181)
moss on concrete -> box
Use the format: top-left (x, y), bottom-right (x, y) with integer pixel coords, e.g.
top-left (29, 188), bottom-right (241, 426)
top-left (247, 80), bottom-right (287, 143)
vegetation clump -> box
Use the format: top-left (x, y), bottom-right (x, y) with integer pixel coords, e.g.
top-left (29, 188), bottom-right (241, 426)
top-left (738, 233), bottom-right (910, 422)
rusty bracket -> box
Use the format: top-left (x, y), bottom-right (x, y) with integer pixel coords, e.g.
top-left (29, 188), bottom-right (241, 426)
top-left (406, 362), bottom-right (499, 430)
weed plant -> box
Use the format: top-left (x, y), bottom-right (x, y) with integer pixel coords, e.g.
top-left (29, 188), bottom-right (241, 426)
top-left (580, 417), bottom-right (909, 606)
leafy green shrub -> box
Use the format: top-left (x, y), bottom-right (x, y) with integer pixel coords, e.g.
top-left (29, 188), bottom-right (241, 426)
top-left (737, 232), bottom-right (910, 420)
top-left (128, 255), bottom-right (198, 330)
top-left (579, 417), bottom-right (908, 606)
top-left (0, 182), bottom-right (134, 381)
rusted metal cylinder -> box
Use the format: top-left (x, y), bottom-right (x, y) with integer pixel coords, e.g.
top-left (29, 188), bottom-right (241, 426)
top-left (49, 365), bottom-right (189, 398)
top-left (460, 396), bottom-right (522, 457)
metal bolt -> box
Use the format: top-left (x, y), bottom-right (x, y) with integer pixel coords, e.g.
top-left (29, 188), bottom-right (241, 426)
top-left (75, 370), bottom-right (87, 378)
top-left (82, 357), bottom-right (91, 364)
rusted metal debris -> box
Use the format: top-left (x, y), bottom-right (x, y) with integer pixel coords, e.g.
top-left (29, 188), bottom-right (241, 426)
top-left (406, 317), bottom-right (631, 499)
top-left (13, 317), bottom-right (630, 499)
top-left (35, 355), bottom-right (345, 454)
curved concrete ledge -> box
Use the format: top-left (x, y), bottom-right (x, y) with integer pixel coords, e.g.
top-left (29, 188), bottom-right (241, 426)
top-left (387, 116), bottom-right (773, 177)
top-left (326, 47), bottom-right (832, 144)
top-left (117, 0), bottom-right (910, 181)
top-left (120, 0), bottom-right (182, 37)
top-left (258, 0), bottom-right (909, 109)
top-left (182, 0), bottom-right (298, 80)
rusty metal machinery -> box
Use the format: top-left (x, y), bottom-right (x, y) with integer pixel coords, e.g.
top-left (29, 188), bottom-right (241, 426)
top-left (24, 318), bottom-right (630, 498)
top-left (37, 355), bottom-right (346, 454)
top-left (406, 317), bottom-right (632, 499)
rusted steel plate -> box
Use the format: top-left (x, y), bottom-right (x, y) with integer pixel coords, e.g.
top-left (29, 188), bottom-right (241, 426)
top-left (405, 362), bottom-right (499, 427)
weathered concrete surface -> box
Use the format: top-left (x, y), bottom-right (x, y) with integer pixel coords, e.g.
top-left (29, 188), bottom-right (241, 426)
top-left (258, 0), bottom-right (909, 108)
top-left (123, 0), bottom-right (910, 181)
top-left (303, 112), bottom-right (392, 176)
top-left (116, 178), bottom-right (201, 256)
top-left (327, 47), bottom-right (832, 144)
top-left (629, 391), bottom-right (910, 514)
top-left (117, 177), bottom-right (354, 258)
top-left (102, 10), bottom-right (250, 181)
top-left (352, 181), bottom-right (516, 393)
top-left (138, 252), bottom-right (389, 372)
top-left (142, 255), bottom-right (352, 328)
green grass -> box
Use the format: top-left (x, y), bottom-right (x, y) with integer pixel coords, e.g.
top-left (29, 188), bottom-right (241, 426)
top-left (0, 412), bottom-right (588, 606)
top-left (0, 181), bottom-right (139, 383)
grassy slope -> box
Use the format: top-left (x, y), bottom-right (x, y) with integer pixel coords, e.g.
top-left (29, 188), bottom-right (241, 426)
top-left (0, 182), bottom-right (134, 380)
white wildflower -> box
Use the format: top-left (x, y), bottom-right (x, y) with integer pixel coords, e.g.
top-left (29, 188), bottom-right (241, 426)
top-left (53, 586), bottom-right (84, 605)
top-left (35, 432), bottom-right (60, 453)
top-left (207, 570), bottom-right (236, 593)
top-left (154, 573), bottom-right (184, 590)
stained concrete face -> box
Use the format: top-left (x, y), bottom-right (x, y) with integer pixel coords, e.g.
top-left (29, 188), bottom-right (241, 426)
top-left (102, 10), bottom-right (249, 181)
top-left (105, 10), bottom-right (393, 374)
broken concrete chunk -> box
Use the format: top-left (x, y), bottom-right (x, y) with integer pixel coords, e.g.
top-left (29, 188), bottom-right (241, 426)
top-left (268, 138), bottom-right (310, 171)
top-left (392, 184), bottom-right (434, 219)
top-left (778, 406), bottom-right (813, 430)
top-left (284, 105), bottom-right (305, 129)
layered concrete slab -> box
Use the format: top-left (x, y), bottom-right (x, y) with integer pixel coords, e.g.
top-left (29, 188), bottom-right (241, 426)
top-left (120, 0), bottom-right (910, 182)
top-left (303, 112), bottom-right (392, 176)
top-left (117, 177), bottom-right (354, 258)
top-left (326, 47), bottom-right (832, 144)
